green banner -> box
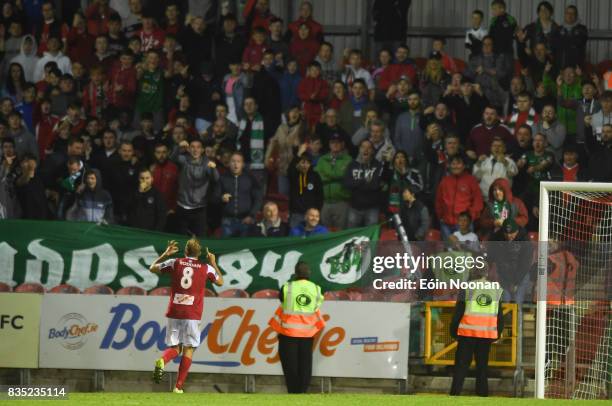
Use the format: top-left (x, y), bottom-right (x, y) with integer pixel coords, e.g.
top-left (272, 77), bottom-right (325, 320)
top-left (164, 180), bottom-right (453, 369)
top-left (0, 220), bottom-right (380, 294)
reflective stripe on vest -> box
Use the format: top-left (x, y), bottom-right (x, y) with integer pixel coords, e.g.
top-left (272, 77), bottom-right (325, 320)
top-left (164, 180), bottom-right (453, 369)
top-left (457, 281), bottom-right (502, 339)
top-left (268, 280), bottom-right (326, 337)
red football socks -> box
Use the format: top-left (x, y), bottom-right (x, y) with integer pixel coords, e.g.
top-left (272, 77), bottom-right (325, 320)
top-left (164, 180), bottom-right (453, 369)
top-left (176, 356), bottom-right (192, 389)
top-left (162, 348), bottom-right (179, 364)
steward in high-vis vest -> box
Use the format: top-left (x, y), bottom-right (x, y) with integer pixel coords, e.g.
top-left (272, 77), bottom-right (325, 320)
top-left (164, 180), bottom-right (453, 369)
top-left (547, 247), bottom-right (578, 305)
top-left (269, 261), bottom-right (325, 393)
top-left (449, 264), bottom-right (504, 397)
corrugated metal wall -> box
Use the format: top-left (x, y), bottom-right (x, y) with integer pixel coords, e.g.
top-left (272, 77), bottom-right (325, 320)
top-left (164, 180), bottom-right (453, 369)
top-left (406, 0), bottom-right (612, 64)
top-left (266, 0), bottom-right (611, 64)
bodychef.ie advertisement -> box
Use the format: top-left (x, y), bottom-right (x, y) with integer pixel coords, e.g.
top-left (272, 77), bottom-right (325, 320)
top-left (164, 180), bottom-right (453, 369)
top-left (39, 294), bottom-right (410, 379)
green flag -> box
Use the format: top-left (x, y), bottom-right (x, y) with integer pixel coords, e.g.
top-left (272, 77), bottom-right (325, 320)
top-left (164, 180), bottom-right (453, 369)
top-left (0, 220), bottom-right (380, 294)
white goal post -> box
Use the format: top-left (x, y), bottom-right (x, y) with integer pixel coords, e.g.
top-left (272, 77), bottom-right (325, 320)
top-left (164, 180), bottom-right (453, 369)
top-left (536, 181), bottom-right (612, 400)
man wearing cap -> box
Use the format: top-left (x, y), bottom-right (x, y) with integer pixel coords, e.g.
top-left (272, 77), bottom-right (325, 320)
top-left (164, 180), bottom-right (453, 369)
top-left (315, 109), bottom-right (353, 155)
top-left (315, 132), bottom-right (352, 229)
top-left (449, 263), bottom-right (504, 396)
top-left (269, 262), bottom-right (325, 393)
top-left (489, 218), bottom-right (534, 304)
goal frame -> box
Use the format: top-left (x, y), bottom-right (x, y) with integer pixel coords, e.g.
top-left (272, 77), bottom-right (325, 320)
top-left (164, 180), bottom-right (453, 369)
top-left (535, 181), bottom-right (612, 399)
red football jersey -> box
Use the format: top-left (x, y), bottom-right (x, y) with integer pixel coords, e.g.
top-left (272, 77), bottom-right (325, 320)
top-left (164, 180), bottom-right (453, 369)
top-left (159, 257), bottom-right (219, 320)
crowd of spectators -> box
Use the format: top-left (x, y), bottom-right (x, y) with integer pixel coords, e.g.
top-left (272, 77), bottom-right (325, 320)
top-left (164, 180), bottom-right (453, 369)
top-left (0, 0), bottom-right (611, 243)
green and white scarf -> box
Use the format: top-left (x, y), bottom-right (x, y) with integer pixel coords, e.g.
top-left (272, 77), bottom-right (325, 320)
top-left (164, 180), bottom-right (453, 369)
top-left (239, 113), bottom-right (265, 170)
top-left (507, 107), bottom-right (536, 132)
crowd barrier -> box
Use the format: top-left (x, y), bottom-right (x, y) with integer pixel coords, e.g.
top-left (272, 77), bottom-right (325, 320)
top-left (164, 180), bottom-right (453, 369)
top-left (1, 293), bottom-right (410, 380)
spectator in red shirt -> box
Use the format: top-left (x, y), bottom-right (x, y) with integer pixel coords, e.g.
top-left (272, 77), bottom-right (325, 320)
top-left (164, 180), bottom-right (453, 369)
top-left (289, 23), bottom-right (319, 76)
top-left (35, 1), bottom-right (69, 56)
top-left (467, 105), bottom-right (516, 159)
top-left (139, 13), bottom-right (165, 52)
top-left (435, 155), bottom-right (484, 240)
top-left (298, 61), bottom-right (329, 129)
top-left (109, 49), bottom-right (137, 110)
top-left (66, 13), bottom-right (95, 69)
top-left (151, 142), bottom-right (178, 212)
top-left (162, 3), bottom-right (182, 36)
top-left (35, 98), bottom-right (58, 160)
top-left (242, 27), bottom-right (267, 69)
top-left (91, 35), bottom-right (116, 73)
top-left (431, 37), bottom-right (457, 74)
top-left (377, 45), bottom-right (417, 92)
top-left (82, 66), bottom-right (109, 120)
top-left (243, 0), bottom-right (277, 34)
top-left (85, 0), bottom-right (119, 37)
top-left (558, 144), bottom-right (586, 182)
top-left (287, 1), bottom-right (323, 42)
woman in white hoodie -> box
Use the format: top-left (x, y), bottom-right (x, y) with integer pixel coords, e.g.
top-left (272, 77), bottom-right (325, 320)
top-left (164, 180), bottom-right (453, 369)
top-left (10, 35), bottom-right (39, 83)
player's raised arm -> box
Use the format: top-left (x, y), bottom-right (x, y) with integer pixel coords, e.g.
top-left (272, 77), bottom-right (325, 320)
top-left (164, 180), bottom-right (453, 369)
top-left (150, 240), bottom-right (179, 274)
top-left (207, 251), bottom-right (224, 286)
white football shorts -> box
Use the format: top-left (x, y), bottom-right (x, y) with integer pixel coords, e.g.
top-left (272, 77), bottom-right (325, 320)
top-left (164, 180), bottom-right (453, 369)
top-left (165, 318), bottom-right (201, 347)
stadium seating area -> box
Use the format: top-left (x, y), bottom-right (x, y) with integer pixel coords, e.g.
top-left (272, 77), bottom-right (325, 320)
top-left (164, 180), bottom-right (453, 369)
top-left (0, 0), bottom-right (609, 245)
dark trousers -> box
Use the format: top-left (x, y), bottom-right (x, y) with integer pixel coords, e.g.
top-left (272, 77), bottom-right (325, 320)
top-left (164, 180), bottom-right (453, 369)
top-left (278, 334), bottom-right (313, 394)
top-left (450, 336), bottom-right (492, 397)
top-left (176, 206), bottom-right (207, 237)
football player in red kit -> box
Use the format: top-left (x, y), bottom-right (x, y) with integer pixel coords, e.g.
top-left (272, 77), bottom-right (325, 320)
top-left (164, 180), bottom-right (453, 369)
top-left (149, 238), bottom-right (224, 393)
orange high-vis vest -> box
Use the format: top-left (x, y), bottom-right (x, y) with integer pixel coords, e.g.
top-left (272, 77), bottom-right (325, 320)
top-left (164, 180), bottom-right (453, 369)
top-left (547, 250), bottom-right (578, 305)
top-left (457, 281), bottom-right (503, 339)
top-left (269, 279), bottom-right (326, 338)
top-left (604, 71), bottom-right (612, 91)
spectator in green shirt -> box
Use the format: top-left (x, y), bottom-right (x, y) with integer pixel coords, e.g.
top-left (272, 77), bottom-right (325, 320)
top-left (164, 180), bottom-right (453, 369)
top-left (543, 66), bottom-right (582, 137)
top-left (517, 132), bottom-right (555, 221)
top-left (135, 50), bottom-right (168, 131)
top-left (314, 132), bottom-right (351, 230)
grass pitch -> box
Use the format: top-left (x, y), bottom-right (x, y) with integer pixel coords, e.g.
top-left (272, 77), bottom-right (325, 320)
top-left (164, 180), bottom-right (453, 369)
top-left (3, 393), bottom-right (611, 405)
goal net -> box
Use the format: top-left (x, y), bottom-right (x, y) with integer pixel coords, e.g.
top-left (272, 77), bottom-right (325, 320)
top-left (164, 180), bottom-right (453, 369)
top-left (536, 182), bottom-right (612, 400)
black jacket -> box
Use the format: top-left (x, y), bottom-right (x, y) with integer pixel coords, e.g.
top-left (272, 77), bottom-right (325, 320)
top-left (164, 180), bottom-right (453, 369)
top-left (399, 199), bottom-right (430, 241)
top-left (107, 156), bottom-right (139, 221)
top-left (555, 22), bottom-right (588, 68)
top-left (441, 93), bottom-right (488, 143)
top-left (489, 227), bottom-right (534, 287)
top-left (16, 173), bottom-right (47, 220)
top-left (215, 170), bottom-right (263, 219)
top-left (585, 127), bottom-right (612, 182)
top-left (249, 219), bottom-right (290, 237)
top-left (89, 148), bottom-right (118, 191)
top-left (489, 13), bottom-right (517, 55)
top-left (251, 68), bottom-right (282, 141)
top-left (179, 26), bottom-right (213, 74)
top-left (372, 0), bottom-right (411, 42)
top-left (315, 122), bottom-right (355, 156)
top-left (343, 158), bottom-right (385, 210)
top-left (213, 32), bottom-right (246, 78)
top-left (288, 159), bottom-right (324, 215)
top-left (127, 187), bottom-right (167, 231)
